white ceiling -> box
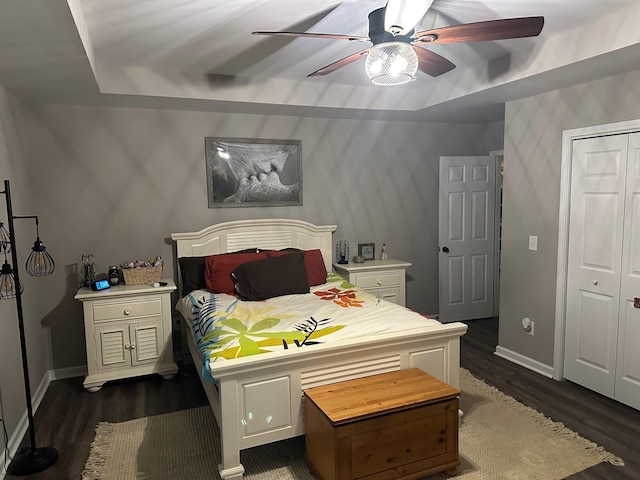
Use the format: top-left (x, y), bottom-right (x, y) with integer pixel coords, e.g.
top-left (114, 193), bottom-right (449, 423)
top-left (1, 0), bottom-right (640, 122)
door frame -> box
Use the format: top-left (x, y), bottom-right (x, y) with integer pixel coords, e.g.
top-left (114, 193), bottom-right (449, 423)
top-left (490, 150), bottom-right (504, 318)
top-left (554, 118), bottom-right (640, 381)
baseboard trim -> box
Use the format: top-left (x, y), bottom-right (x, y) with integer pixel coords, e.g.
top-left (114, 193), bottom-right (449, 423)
top-left (51, 365), bottom-right (87, 380)
top-left (494, 346), bottom-right (554, 378)
top-left (0, 370), bottom-right (52, 479)
top-left (0, 365), bottom-right (87, 479)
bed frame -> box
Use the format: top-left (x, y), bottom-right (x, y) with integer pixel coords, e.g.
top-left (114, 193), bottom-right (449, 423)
top-left (171, 219), bottom-right (467, 480)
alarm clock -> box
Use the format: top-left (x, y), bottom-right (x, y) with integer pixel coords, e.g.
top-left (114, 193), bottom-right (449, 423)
top-left (91, 279), bottom-right (111, 291)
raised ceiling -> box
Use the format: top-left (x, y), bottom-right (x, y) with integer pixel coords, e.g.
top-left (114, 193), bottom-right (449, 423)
top-left (1, 0), bottom-right (640, 121)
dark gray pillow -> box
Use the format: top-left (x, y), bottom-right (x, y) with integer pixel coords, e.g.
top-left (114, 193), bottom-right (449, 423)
top-left (178, 256), bottom-right (206, 296)
top-left (232, 252), bottom-right (310, 301)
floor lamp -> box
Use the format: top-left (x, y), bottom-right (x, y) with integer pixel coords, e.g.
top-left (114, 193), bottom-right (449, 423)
top-left (1, 179), bottom-right (58, 475)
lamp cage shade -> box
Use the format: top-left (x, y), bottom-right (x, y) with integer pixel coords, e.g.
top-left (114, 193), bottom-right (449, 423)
top-left (365, 42), bottom-right (418, 85)
top-left (1, 260), bottom-right (23, 298)
top-left (26, 238), bottom-right (55, 276)
top-left (0, 221), bottom-right (10, 251)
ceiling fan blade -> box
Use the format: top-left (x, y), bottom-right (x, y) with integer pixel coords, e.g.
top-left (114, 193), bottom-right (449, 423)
top-left (252, 31), bottom-right (370, 42)
top-left (307, 48), bottom-right (370, 77)
top-left (412, 45), bottom-right (456, 77)
top-left (414, 16), bottom-right (544, 44)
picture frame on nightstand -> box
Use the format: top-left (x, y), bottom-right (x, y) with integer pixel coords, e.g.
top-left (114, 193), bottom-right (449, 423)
top-left (358, 243), bottom-right (375, 261)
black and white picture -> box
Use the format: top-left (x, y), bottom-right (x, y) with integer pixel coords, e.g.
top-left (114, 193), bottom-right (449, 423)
top-left (205, 137), bottom-right (302, 207)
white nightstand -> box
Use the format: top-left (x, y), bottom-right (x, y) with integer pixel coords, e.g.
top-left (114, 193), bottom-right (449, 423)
top-left (75, 280), bottom-right (178, 392)
top-left (333, 259), bottom-right (412, 306)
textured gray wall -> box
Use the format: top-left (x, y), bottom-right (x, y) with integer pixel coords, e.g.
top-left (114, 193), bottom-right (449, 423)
top-left (500, 68), bottom-right (640, 367)
top-left (17, 103), bottom-right (500, 373)
top-left (0, 87), bottom-right (53, 438)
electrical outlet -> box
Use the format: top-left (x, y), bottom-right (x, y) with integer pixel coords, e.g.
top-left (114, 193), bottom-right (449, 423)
top-left (521, 317), bottom-right (534, 336)
top-left (528, 235), bottom-right (538, 251)
top-left (526, 320), bottom-right (535, 336)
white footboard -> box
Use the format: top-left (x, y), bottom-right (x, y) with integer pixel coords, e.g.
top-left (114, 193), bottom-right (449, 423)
top-left (185, 319), bottom-right (467, 480)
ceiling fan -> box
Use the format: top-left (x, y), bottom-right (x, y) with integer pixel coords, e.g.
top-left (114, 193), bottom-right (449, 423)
top-left (253, 2), bottom-right (544, 85)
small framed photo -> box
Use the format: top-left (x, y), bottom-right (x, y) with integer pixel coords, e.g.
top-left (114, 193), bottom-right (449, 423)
top-left (358, 243), bottom-right (375, 261)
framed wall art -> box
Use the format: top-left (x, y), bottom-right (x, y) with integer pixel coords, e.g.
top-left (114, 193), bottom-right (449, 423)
top-left (205, 137), bottom-right (302, 207)
top-left (358, 243), bottom-right (375, 261)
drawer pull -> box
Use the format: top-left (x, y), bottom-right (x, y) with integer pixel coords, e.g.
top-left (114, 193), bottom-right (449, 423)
top-left (124, 308), bottom-right (132, 316)
top-left (377, 280), bottom-right (383, 285)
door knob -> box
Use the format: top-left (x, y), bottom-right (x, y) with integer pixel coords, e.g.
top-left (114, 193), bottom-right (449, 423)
top-left (442, 246), bottom-right (450, 253)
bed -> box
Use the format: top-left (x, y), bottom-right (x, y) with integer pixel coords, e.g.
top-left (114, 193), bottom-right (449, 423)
top-left (171, 219), bottom-right (468, 480)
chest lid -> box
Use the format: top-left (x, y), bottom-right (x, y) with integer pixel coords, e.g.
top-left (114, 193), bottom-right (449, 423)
top-left (304, 368), bottom-right (459, 425)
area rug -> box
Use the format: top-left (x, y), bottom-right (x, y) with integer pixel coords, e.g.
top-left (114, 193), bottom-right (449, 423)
top-left (82, 369), bottom-right (623, 480)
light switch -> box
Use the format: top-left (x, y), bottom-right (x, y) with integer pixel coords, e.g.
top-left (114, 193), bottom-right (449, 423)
top-left (528, 235), bottom-right (538, 251)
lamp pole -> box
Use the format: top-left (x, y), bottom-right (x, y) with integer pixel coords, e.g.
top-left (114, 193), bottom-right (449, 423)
top-left (2, 180), bottom-right (58, 475)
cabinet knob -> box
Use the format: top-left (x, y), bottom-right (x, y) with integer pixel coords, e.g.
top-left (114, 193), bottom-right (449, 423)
top-left (592, 280), bottom-right (598, 286)
top-left (124, 308), bottom-right (132, 316)
top-left (377, 280), bottom-right (383, 285)
top-left (130, 344), bottom-right (136, 349)
top-left (125, 343), bottom-right (131, 349)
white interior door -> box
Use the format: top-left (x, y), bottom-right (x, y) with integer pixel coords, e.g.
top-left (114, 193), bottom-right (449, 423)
top-left (438, 156), bottom-right (495, 322)
top-left (564, 135), bottom-right (628, 397)
top-left (615, 132), bottom-right (640, 410)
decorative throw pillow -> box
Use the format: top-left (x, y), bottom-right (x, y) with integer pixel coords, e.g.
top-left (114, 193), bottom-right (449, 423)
top-left (232, 252), bottom-right (310, 301)
top-left (205, 251), bottom-right (269, 294)
top-left (266, 248), bottom-right (327, 286)
top-left (178, 256), bottom-right (207, 296)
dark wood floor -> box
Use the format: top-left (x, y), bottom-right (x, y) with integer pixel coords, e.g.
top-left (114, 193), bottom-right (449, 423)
top-left (5, 317), bottom-right (639, 479)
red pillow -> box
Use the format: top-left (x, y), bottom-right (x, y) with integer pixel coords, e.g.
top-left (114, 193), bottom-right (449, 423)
top-left (205, 252), bottom-right (269, 294)
top-left (266, 249), bottom-right (327, 286)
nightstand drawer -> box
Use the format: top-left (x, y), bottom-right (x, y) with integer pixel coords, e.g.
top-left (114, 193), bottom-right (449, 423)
top-left (93, 297), bottom-right (163, 322)
top-left (333, 260), bottom-right (411, 307)
top-left (355, 271), bottom-right (402, 289)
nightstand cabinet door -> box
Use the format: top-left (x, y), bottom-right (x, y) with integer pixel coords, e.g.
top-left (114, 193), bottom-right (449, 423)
top-left (333, 260), bottom-right (411, 307)
top-left (95, 324), bottom-right (128, 370)
top-left (76, 282), bottom-right (178, 392)
top-left (95, 321), bottom-right (163, 371)
top-left (130, 322), bottom-right (163, 365)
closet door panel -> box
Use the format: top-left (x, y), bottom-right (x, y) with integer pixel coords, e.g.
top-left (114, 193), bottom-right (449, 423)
top-left (564, 135), bottom-right (627, 397)
top-left (615, 132), bottom-right (640, 410)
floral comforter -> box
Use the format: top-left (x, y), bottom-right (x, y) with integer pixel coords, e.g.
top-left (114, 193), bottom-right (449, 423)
top-left (177, 273), bottom-right (441, 382)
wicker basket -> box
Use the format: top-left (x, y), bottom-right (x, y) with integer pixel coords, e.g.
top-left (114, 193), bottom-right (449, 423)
top-left (121, 266), bottom-right (162, 285)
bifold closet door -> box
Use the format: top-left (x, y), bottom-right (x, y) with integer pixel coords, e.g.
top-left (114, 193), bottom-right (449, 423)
top-left (564, 134), bottom-right (628, 398)
top-left (615, 132), bottom-right (640, 410)
top-left (564, 132), bottom-right (640, 410)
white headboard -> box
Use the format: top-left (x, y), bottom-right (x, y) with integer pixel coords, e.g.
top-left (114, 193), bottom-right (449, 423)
top-left (171, 219), bottom-right (337, 271)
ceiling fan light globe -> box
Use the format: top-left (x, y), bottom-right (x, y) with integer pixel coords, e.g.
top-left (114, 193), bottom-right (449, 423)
top-left (365, 42), bottom-right (417, 86)
top-left (389, 55), bottom-right (408, 75)
top-left (369, 59), bottom-right (384, 75)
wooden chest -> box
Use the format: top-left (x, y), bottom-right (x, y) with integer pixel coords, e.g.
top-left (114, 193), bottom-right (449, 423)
top-left (304, 368), bottom-right (460, 480)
